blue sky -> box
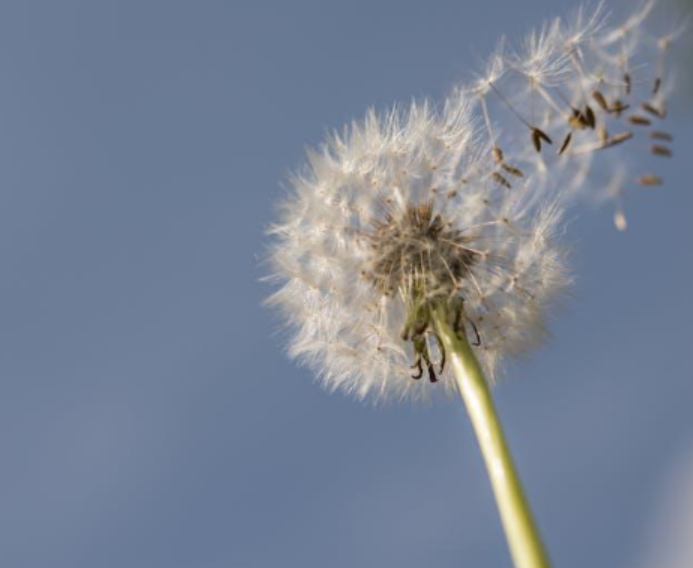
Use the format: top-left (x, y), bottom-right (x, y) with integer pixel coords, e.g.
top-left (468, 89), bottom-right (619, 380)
top-left (0, 1), bottom-right (691, 567)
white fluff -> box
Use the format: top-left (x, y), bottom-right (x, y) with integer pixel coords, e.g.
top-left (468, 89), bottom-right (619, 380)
top-left (266, 2), bottom-right (682, 403)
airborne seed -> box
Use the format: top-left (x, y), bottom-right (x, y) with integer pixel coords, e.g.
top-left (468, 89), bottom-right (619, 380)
top-left (639, 175), bottom-right (663, 186)
top-left (593, 90), bottom-right (609, 111)
top-left (650, 145), bottom-right (672, 157)
top-left (531, 127), bottom-right (552, 152)
top-left (628, 115), bottom-right (652, 126)
top-left (641, 102), bottom-right (666, 119)
top-left (603, 132), bottom-right (634, 148)
top-left (653, 77), bottom-right (662, 95)
top-left (492, 172), bottom-right (512, 188)
top-left (558, 131), bottom-right (573, 155)
top-left (501, 164), bottom-right (524, 177)
top-left (649, 131), bottom-right (673, 142)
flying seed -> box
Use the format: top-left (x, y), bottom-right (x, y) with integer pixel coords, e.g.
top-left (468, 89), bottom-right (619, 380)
top-left (639, 175), bottom-right (663, 186)
top-left (603, 131), bottom-right (634, 148)
top-left (501, 164), bottom-right (524, 177)
top-left (558, 131), bottom-right (573, 155)
top-left (531, 127), bottom-right (552, 152)
top-left (593, 90), bottom-right (609, 111)
top-left (642, 102), bottom-right (666, 119)
top-left (649, 131), bottom-right (673, 142)
top-left (585, 105), bottom-right (596, 129)
top-left (492, 146), bottom-right (504, 164)
top-left (653, 77), bottom-right (662, 95)
top-left (614, 211), bottom-right (628, 232)
top-left (569, 109), bottom-right (589, 130)
top-left (651, 145), bottom-right (672, 157)
top-left (492, 172), bottom-right (512, 188)
top-left (624, 73), bottom-right (632, 95)
top-left (608, 100), bottom-right (630, 116)
top-left (629, 115), bottom-right (652, 126)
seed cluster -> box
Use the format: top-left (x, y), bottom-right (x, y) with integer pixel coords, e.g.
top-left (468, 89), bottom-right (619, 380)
top-left (363, 202), bottom-right (478, 300)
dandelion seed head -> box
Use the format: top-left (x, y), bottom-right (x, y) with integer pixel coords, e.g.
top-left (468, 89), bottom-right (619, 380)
top-left (268, 100), bottom-right (570, 403)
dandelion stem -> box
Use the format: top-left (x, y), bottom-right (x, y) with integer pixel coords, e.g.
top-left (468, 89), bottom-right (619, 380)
top-left (433, 304), bottom-right (551, 568)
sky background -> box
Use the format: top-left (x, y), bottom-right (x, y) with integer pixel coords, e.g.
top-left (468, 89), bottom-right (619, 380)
top-left (0, 1), bottom-right (691, 567)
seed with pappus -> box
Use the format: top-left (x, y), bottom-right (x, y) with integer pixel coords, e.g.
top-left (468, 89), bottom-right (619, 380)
top-left (266, 102), bottom-right (570, 403)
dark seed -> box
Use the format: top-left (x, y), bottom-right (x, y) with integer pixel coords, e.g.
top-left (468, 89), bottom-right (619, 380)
top-left (629, 115), bottom-right (652, 126)
top-left (492, 172), bottom-right (512, 188)
top-left (593, 90), bottom-right (609, 111)
top-left (642, 102), bottom-right (666, 119)
top-left (649, 131), bottom-right (673, 142)
top-left (501, 164), bottom-right (524, 177)
top-left (585, 105), bottom-right (596, 129)
top-left (603, 131), bottom-right (634, 148)
top-left (651, 145), bottom-right (672, 157)
top-left (558, 131), bottom-right (573, 155)
top-left (639, 175), bottom-right (663, 186)
top-left (653, 77), bottom-right (662, 95)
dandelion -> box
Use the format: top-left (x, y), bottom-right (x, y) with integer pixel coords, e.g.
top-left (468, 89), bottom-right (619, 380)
top-left (267, 99), bottom-right (566, 568)
top-left (265, 3), bottom-right (683, 568)
top-left (267, 100), bottom-right (568, 404)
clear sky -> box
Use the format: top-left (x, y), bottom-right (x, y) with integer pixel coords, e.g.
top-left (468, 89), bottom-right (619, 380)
top-left (0, 1), bottom-right (691, 567)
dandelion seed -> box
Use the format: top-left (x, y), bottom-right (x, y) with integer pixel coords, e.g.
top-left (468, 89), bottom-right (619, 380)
top-left (593, 90), bottom-right (609, 111)
top-left (641, 102), bottom-right (666, 119)
top-left (531, 127), bottom-right (553, 152)
top-left (614, 210), bottom-right (628, 231)
top-left (502, 164), bottom-right (525, 178)
top-left (650, 145), bottom-right (672, 157)
top-left (603, 131), bottom-right (634, 148)
top-left (559, 131), bottom-right (573, 155)
top-left (650, 131), bottom-right (673, 142)
top-left (639, 174), bottom-right (663, 185)
top-left (629, 115), bottom-right (652, 126)
top-left (492, 172), bottom-right (513, 188)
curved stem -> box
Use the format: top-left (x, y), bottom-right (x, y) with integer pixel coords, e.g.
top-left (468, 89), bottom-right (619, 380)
top-left (432, 304), bottom-right (551, 568)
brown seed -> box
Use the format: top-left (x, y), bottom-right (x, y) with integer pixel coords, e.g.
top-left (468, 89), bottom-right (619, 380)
top-left (639, 174), bottom-right (663, 186)
top-left (608, 100), bottom-right (630, 116)
top-left (585, 105), bottom-right (596, 129)
top-left (624, 73), bottom-right (632, 95)
top-left (558, 131), bottom-right (573, 155)
top-left (598, 128), bottom-right (609, 144)
top-left (501, 164), bottom-right (524, 177)
top-left (651, 145), bottom-right (672, 157)
top-left (569, 109), bottom-right (588, 130)
top-left (531, 130), bottom-right (541, 152)
top-left (603, 131), bottom-right (634, 148)
top-left (629, 115), bottom-right (652, 126)
top-left (642, 102), bottom-right (666, 119)
top-left (492, 146), bottom-right (504, 164)
top-left (531, 127), bottom-right (552, 152)
top-left (492, 172), bottom-right (512, 188)
top-left (649, 131), bottom-right (673, 142)
top-left (593, 90), bottom-right (609, 111)
top-left (653, 77), bottom-right (662, 95)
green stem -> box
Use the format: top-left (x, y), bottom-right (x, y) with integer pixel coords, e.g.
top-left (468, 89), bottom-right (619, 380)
top-left (432, 304), bottom-right (551, 568)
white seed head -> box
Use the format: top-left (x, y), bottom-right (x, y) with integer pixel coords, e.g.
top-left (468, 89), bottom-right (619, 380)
top-left (267, 101), bottom-right (570, 403)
